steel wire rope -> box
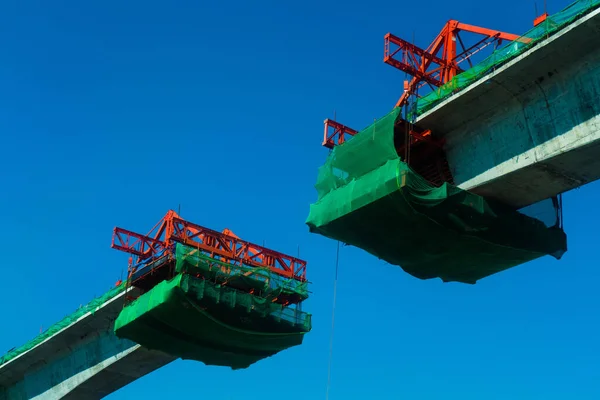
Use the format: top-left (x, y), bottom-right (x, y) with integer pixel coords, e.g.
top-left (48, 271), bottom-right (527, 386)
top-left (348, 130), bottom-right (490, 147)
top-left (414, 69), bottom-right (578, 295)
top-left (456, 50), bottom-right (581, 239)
top-left (325, 240), bottom-right (341, 400)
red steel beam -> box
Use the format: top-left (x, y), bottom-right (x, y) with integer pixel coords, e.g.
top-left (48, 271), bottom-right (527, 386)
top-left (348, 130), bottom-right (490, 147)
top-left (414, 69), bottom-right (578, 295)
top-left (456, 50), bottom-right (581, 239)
top-left (323, 118), bottom-right (358, 149)
top-left (111, 211), bottom-right (307, 282)
top-left (455, 22), bottom-right (524, 42)
top-left (170, 217), bottom-right (307, 281)
top-left (111, 227), bottom-right (165, 259)
top-left (384, 33), bottom-right (447, 88)
top-left (533, 13), bottom-right (548, 27)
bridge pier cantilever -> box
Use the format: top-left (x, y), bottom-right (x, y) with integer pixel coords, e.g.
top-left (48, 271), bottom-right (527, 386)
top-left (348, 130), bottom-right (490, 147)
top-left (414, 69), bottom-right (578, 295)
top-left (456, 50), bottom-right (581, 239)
top-left (0, 290), bottom-right (175, 400)
top-left (415, 6), bottom-right (600, 208)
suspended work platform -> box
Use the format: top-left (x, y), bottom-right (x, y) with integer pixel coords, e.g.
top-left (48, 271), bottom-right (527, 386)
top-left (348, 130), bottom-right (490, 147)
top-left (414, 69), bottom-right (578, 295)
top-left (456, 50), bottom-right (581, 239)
top-left (0, 211), bottom-right (311, 398)
top-left (307, 109), bottom-right (567, 284)
top-left (112, 210), bottom-right (311, 369)
top-left (307, 0), bottom-right (600, 283)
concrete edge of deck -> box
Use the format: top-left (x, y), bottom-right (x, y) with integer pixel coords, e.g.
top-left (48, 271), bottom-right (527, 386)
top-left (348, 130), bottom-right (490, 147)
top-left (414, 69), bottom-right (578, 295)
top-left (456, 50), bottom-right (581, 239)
top-left (0, 285), bottom-right (132, 389)
top-left (416, 5), bottom-right (600, 125)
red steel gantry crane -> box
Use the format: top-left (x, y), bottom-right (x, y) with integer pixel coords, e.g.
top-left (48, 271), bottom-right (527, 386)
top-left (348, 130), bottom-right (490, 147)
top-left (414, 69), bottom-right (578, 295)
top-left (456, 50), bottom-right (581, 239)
top-left (111, 210), bottom-right (307, 305)
top-left (322, 20), bottom-right (526, 154)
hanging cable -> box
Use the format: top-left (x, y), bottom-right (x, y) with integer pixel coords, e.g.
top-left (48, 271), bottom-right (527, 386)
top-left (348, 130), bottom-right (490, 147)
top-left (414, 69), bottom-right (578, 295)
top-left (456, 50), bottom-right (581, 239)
top-left (325, 241), bottom-right (340, 400)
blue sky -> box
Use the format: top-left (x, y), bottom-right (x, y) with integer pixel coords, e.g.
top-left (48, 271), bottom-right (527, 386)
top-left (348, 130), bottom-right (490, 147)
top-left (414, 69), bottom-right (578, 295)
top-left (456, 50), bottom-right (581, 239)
top-left (1, 0), bottom-right (599, 399)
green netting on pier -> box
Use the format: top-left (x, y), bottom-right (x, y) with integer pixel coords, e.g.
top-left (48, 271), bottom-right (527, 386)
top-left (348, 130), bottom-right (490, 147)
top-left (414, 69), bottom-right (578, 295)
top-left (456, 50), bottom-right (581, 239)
top-left (175, 243), bottom-right (309, 303)
top-left (114, 273), bottom-right (311, 370)
top-left (306, 108), bottom-right (567, 284)
top-left (413, 0), bottom-right (600, 117)
top-left (0, 283), bottom-right (125, 367)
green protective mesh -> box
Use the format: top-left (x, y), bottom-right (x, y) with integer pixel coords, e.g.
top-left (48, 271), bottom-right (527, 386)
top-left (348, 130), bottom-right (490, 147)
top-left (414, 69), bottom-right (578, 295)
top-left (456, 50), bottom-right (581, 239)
top-left (306, 108), bottom-right (567, 284)
top-left (114, 273), bottom-right (311, 370)
top-left (412, 0), bottom-right (600, 117)
top-left (175, 243), bottom-right (309, 303)
top-left (0, 283), bottom-right (126, 367)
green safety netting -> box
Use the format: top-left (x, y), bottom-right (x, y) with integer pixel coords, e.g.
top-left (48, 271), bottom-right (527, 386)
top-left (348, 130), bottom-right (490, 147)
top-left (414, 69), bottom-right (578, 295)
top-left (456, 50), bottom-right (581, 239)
top-left (306, 108), bottom-right (567, 284)
top-left (175, 243), bottom-right (309, 303)
top-left (114, 273), bottom-right (311, 369)
top-left (0, 283), bottom-right (126, 367)
top-left (412, 0), bottom-right (600, 117)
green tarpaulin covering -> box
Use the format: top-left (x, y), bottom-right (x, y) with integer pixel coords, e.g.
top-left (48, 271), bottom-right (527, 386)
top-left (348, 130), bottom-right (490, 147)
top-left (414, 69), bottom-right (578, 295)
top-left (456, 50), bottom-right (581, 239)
top-left (175, 243), bottom-right (309, 303)
top-left (306, 108), bottom-right (567, 284)
top-left (114, 272), bottom-right (311, 369)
